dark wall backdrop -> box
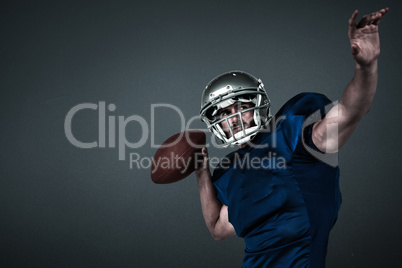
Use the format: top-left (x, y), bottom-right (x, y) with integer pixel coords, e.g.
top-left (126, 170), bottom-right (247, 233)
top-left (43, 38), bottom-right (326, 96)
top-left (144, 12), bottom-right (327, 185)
top-left (1, 0), bottom-right (401, 267)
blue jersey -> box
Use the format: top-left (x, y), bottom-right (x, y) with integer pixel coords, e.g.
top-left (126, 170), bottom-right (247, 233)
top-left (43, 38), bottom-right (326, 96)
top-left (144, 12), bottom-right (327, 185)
top-left (212, 93), bottom-right (342, 268)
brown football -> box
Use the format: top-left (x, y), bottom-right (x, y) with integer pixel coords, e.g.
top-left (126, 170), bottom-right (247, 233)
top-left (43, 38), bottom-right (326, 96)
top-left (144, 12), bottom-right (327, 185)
top-left (151, 130), bottom-right (206, 184)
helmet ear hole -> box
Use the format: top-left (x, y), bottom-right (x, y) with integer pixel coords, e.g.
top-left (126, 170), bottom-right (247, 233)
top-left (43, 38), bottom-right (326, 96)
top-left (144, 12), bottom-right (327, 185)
top-left (205, 107), bottom-right (217, 122)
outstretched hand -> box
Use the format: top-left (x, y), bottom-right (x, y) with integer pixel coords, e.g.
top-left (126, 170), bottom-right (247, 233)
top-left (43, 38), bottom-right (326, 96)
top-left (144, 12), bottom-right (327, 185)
top-left (348, 8), bottom-right (389, 66)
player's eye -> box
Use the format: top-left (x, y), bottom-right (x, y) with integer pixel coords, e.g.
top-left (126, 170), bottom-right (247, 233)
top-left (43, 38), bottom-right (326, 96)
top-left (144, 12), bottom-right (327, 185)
top-left (240, 104), bottom-right (251, 110)
top-left (219, 110), bottom-right (229, 117)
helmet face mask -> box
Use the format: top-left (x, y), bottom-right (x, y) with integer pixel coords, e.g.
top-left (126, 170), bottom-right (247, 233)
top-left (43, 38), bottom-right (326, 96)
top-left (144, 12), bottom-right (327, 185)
top-left (200, 71), bottom-right (272, 147)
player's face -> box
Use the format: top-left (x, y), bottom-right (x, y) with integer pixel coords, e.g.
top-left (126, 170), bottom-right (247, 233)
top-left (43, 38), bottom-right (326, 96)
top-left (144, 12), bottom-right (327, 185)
top-left (218, 102), bottom-right (255, 137)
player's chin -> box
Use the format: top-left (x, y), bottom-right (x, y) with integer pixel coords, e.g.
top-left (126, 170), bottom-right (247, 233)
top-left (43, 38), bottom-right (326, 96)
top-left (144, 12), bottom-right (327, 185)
top-left (233, 127), bottom-right (243, 134)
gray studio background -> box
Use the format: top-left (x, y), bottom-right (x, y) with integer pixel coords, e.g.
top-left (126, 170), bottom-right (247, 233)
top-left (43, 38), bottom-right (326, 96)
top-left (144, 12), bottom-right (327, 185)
top-left (1, 0), bottom-right (402, 267)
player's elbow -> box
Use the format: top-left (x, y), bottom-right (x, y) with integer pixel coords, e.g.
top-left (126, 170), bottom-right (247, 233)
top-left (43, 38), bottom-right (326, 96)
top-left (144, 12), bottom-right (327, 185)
top-left (209, 224), bottom-right (234, 241)
top-left (311, 125), bottom-right (327, 153)
top-left (211, 231), bottom-right (229, 241)
top-left (208, 225), bottom-right (225, 241)
top-left (313, 130), bottom-right (340, 153)
top-left (211, 233), bottom-right (223, 241)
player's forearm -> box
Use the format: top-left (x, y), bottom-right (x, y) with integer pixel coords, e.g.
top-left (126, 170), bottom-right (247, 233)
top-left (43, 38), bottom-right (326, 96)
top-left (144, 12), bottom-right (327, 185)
top-left (340, 61), bottom-right (378, 120)
top-left (195, 170), bottom-right (222, 233)
top-left (313, 61), bottom-right (379, 153)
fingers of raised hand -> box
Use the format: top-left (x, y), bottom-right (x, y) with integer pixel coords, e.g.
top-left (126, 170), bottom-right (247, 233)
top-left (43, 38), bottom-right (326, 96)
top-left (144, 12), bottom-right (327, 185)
top-left (349, 10), bottom-right (359, 27)
top-left (356, 8), bottom-right (389, 28)
top-left (373, 8), bottom-right (389, 25)
top-left (357, 13), bottom-right (378, 28)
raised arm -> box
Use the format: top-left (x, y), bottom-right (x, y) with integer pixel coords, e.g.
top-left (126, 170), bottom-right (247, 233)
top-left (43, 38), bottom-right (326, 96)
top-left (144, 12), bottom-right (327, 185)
top-left (312, 8), bottom-right (389, 153)
top-left (194, 148), bottom-right (235, 240)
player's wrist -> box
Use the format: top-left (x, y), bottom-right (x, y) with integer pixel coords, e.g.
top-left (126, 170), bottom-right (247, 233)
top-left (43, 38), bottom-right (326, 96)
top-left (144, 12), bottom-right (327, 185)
top-left (355, 59), bottom-right (378, 72)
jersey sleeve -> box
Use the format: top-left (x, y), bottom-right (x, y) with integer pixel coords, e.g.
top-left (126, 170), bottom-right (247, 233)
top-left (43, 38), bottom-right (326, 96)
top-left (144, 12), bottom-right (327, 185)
top-left (275, 92), bottom-right (337, 162)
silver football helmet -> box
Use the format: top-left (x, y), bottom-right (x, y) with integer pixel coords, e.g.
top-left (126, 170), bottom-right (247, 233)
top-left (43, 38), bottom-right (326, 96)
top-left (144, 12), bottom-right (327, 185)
top-left (200, 70), bottom-right (272, 147)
